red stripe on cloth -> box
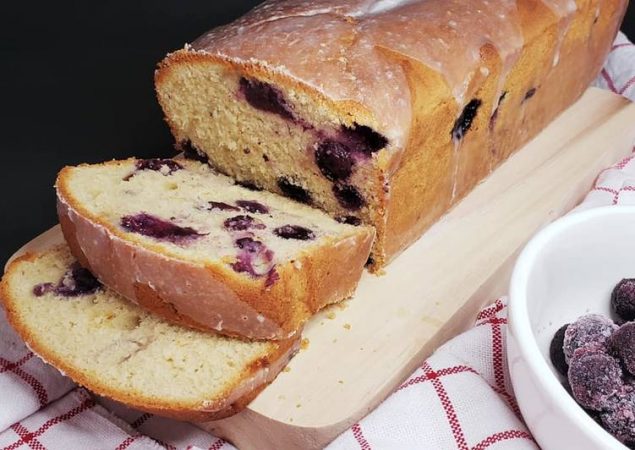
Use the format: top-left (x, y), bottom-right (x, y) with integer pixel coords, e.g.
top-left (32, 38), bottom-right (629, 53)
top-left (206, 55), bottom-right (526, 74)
top-left (114, 436), bottom-right (137, 450)
top-left (619, 75), bottom-right (635, 95)
top-left (3, 395), bottom-right (95, 450)
top-left (476, 299), bottom-right (505, 321)
top-left (471, 429), bottom-right (534, 450)
top-left (398, 365), bottom-right (477, 391)
top-left (490, 321), bottom-right (521, 417)
top-left (209, 438), bottom-right (227, 450)
top-left (351, 423), bottom-right (372, 450)
top-left (601, 68), bottom-right (618, 93)
top-left (0, 352), bottom-right (34, 373)
top-left (0, 356), bottom-right (49, 407)
top-left (7, 423), bottom-right (46, 450)
top-left (422, 362), bottom-right (469, 450)
top-left (476, 317), bottom-right (507, 327)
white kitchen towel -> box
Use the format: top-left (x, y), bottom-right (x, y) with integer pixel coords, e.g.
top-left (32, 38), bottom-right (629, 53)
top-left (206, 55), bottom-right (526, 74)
top-left (0, 32), bottom-right (633, 450)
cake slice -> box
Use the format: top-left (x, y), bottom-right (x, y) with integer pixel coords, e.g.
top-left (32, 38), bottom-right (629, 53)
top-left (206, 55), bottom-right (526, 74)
top-left (56, 158), bottom-right (373, 340)
top-left (0, 245), bottom-right (299, 420)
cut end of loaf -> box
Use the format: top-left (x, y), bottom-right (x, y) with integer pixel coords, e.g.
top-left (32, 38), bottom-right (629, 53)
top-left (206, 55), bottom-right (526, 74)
top-left (0, 245), bottom-right (299, 420)
top-left (155, 52), bottom-right (389, 267)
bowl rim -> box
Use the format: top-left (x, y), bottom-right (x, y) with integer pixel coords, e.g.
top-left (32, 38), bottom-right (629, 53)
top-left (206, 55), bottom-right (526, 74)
top-left (508, 205), bottom-right (635, 449)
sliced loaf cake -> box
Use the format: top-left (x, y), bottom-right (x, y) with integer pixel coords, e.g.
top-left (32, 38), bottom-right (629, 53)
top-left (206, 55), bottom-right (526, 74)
top-left (0, 245), bottom-right (298, 420)
top-left (155, 0), bottom-right (626, 270)
top-left (56, 158), bottom-right (374, 340)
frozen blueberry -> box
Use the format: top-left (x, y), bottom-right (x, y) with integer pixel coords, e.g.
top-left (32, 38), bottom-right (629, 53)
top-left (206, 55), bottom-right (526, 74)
top-left (236, 200), bottom-right (269, 214)
top-left (181, 140), bottom-right (209, 163)
top-left (523, 87), bottom-right (537, 101)
top-left (452, 98), bottom-right (482, 141)
top-left (600, 388), bottom-right (635, 445)
top-left (224, 215), bottom-right (266, 232)
top-left (239, 77), bottom-right (295, 121)
top-left (333, 184), bottom-right (366, 211)
top-left (550, 323), bottom-right (570, 377)
top-left (206, 201), bottom-right (240, 212)
top-left (609, 322), bottom-right (635, 376)
top-left (568, 347), bottom-right (623, 411)
top-left (121, 213), bottom-right (204, 243)
top-left (338, 124), bottom-right (388, 156)
top-left (612, 279), bottom-right (635, 322)
top-left (315, 140), bottom-right (356, 181)
top-left (274, 225), bottom-right (315, 241)
top-left (235, 179), bottom-right (262, 191)
top-left (277, 177), bottom-right (312, 204)
top-left (563, 314), bottom-right (618, 363)
top-left (135, 159), bottom-right (183, 175)
top-left (336, 216), bottom-right (362, 226)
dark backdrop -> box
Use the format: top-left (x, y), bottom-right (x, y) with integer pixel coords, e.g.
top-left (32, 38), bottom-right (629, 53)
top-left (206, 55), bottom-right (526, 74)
top-left (0, 2), bottom-right (633, 265)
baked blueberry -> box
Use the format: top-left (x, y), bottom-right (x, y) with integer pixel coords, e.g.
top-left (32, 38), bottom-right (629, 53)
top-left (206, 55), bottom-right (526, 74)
top-left (333, 184), bottom-right (366, 211)
top-left (524, 88), bottom-right (537, 101)
top-left (121, 213), bottom-right (204, 243)
top-left (277, 177), bottom-right (312, 204)
top-left (235, 237), bottom-right (264, 253)
top-left (550, 323), bottom-right (570, 377)
top-left (452, 98), bottom-right (482, 141)
top-left (33, 263), bottom-right (101, 298)
top-left (274, 225), bottom-right (315, 241)
top-left (339, 123), bottom-right (388, 155)
top-left (224, 215), bottom-right (266, 231)
top-left (612, 279), bottom-right (635, 322)
top-left (207, 201), bottom-right (240, 212)
top-left (315, 140), bottom-right (355, 181)
top-left (236, 200), bottom-right (269, 214)
top-left (235, 179), bottom-right (262, 191)
top-left (239, 77), bottom-right (295, 121)
top-left (181, 140), bottom-right (209, 163)
top-left (135, 159), bottom-right (183, 175)
top-left (336, 216), bottom-right (362, 226)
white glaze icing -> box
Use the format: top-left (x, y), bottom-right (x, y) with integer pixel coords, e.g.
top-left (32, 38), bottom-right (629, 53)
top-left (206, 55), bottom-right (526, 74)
top-left (192, 0), bottom-right (580, 151)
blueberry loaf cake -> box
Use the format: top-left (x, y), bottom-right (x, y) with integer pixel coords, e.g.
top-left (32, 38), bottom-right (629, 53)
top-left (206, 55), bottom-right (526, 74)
top-left (56, 158), bottom-right (374, 340)
top-left (155, 0), bottom-right (627, 270)
top-left (0, 245), bottom-right (299, 420)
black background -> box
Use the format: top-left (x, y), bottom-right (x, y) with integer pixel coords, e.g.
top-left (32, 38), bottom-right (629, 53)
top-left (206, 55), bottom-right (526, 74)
top-left (0, 2), bottom-right (633, 265)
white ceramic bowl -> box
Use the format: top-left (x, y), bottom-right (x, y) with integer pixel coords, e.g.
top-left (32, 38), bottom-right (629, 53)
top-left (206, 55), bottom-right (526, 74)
top-left (508, 206), bottom-right (635, 450)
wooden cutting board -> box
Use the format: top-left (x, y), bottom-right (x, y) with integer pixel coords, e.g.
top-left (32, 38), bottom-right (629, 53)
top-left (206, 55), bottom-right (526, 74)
top-left (6, 88), bottom-right (635, 450)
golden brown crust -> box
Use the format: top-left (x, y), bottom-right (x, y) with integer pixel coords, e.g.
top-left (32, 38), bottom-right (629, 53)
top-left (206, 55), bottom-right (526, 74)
top-left (56, 161), bottom-right (374, 340)
top-left (0, 253), bottom-right (300, 421)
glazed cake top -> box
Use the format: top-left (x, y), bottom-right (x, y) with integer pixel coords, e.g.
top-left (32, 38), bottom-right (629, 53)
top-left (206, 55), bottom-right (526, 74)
top-left (191, 0), bottom-right (580, 147)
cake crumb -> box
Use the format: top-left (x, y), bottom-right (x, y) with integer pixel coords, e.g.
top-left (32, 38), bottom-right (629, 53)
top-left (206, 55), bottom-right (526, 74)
top-left (300, 338), bottom-right (310, 350)
top-left (283, 366), bottom-right (291, 373)
top-left (343, 323), bottom-right (352, 330)
top-left (338, 380), bottom-right (344, 384)
top-left (332, 338), bottom-right (338, 344)
top-left (296, 403), bottom-right (302, 408)
top-left (326, 312), bottom-right (336, 320)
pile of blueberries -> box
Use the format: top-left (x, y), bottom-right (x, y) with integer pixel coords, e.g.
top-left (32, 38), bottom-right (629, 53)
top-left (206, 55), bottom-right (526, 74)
top-left (550, 278), bottom-right (635, 447)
